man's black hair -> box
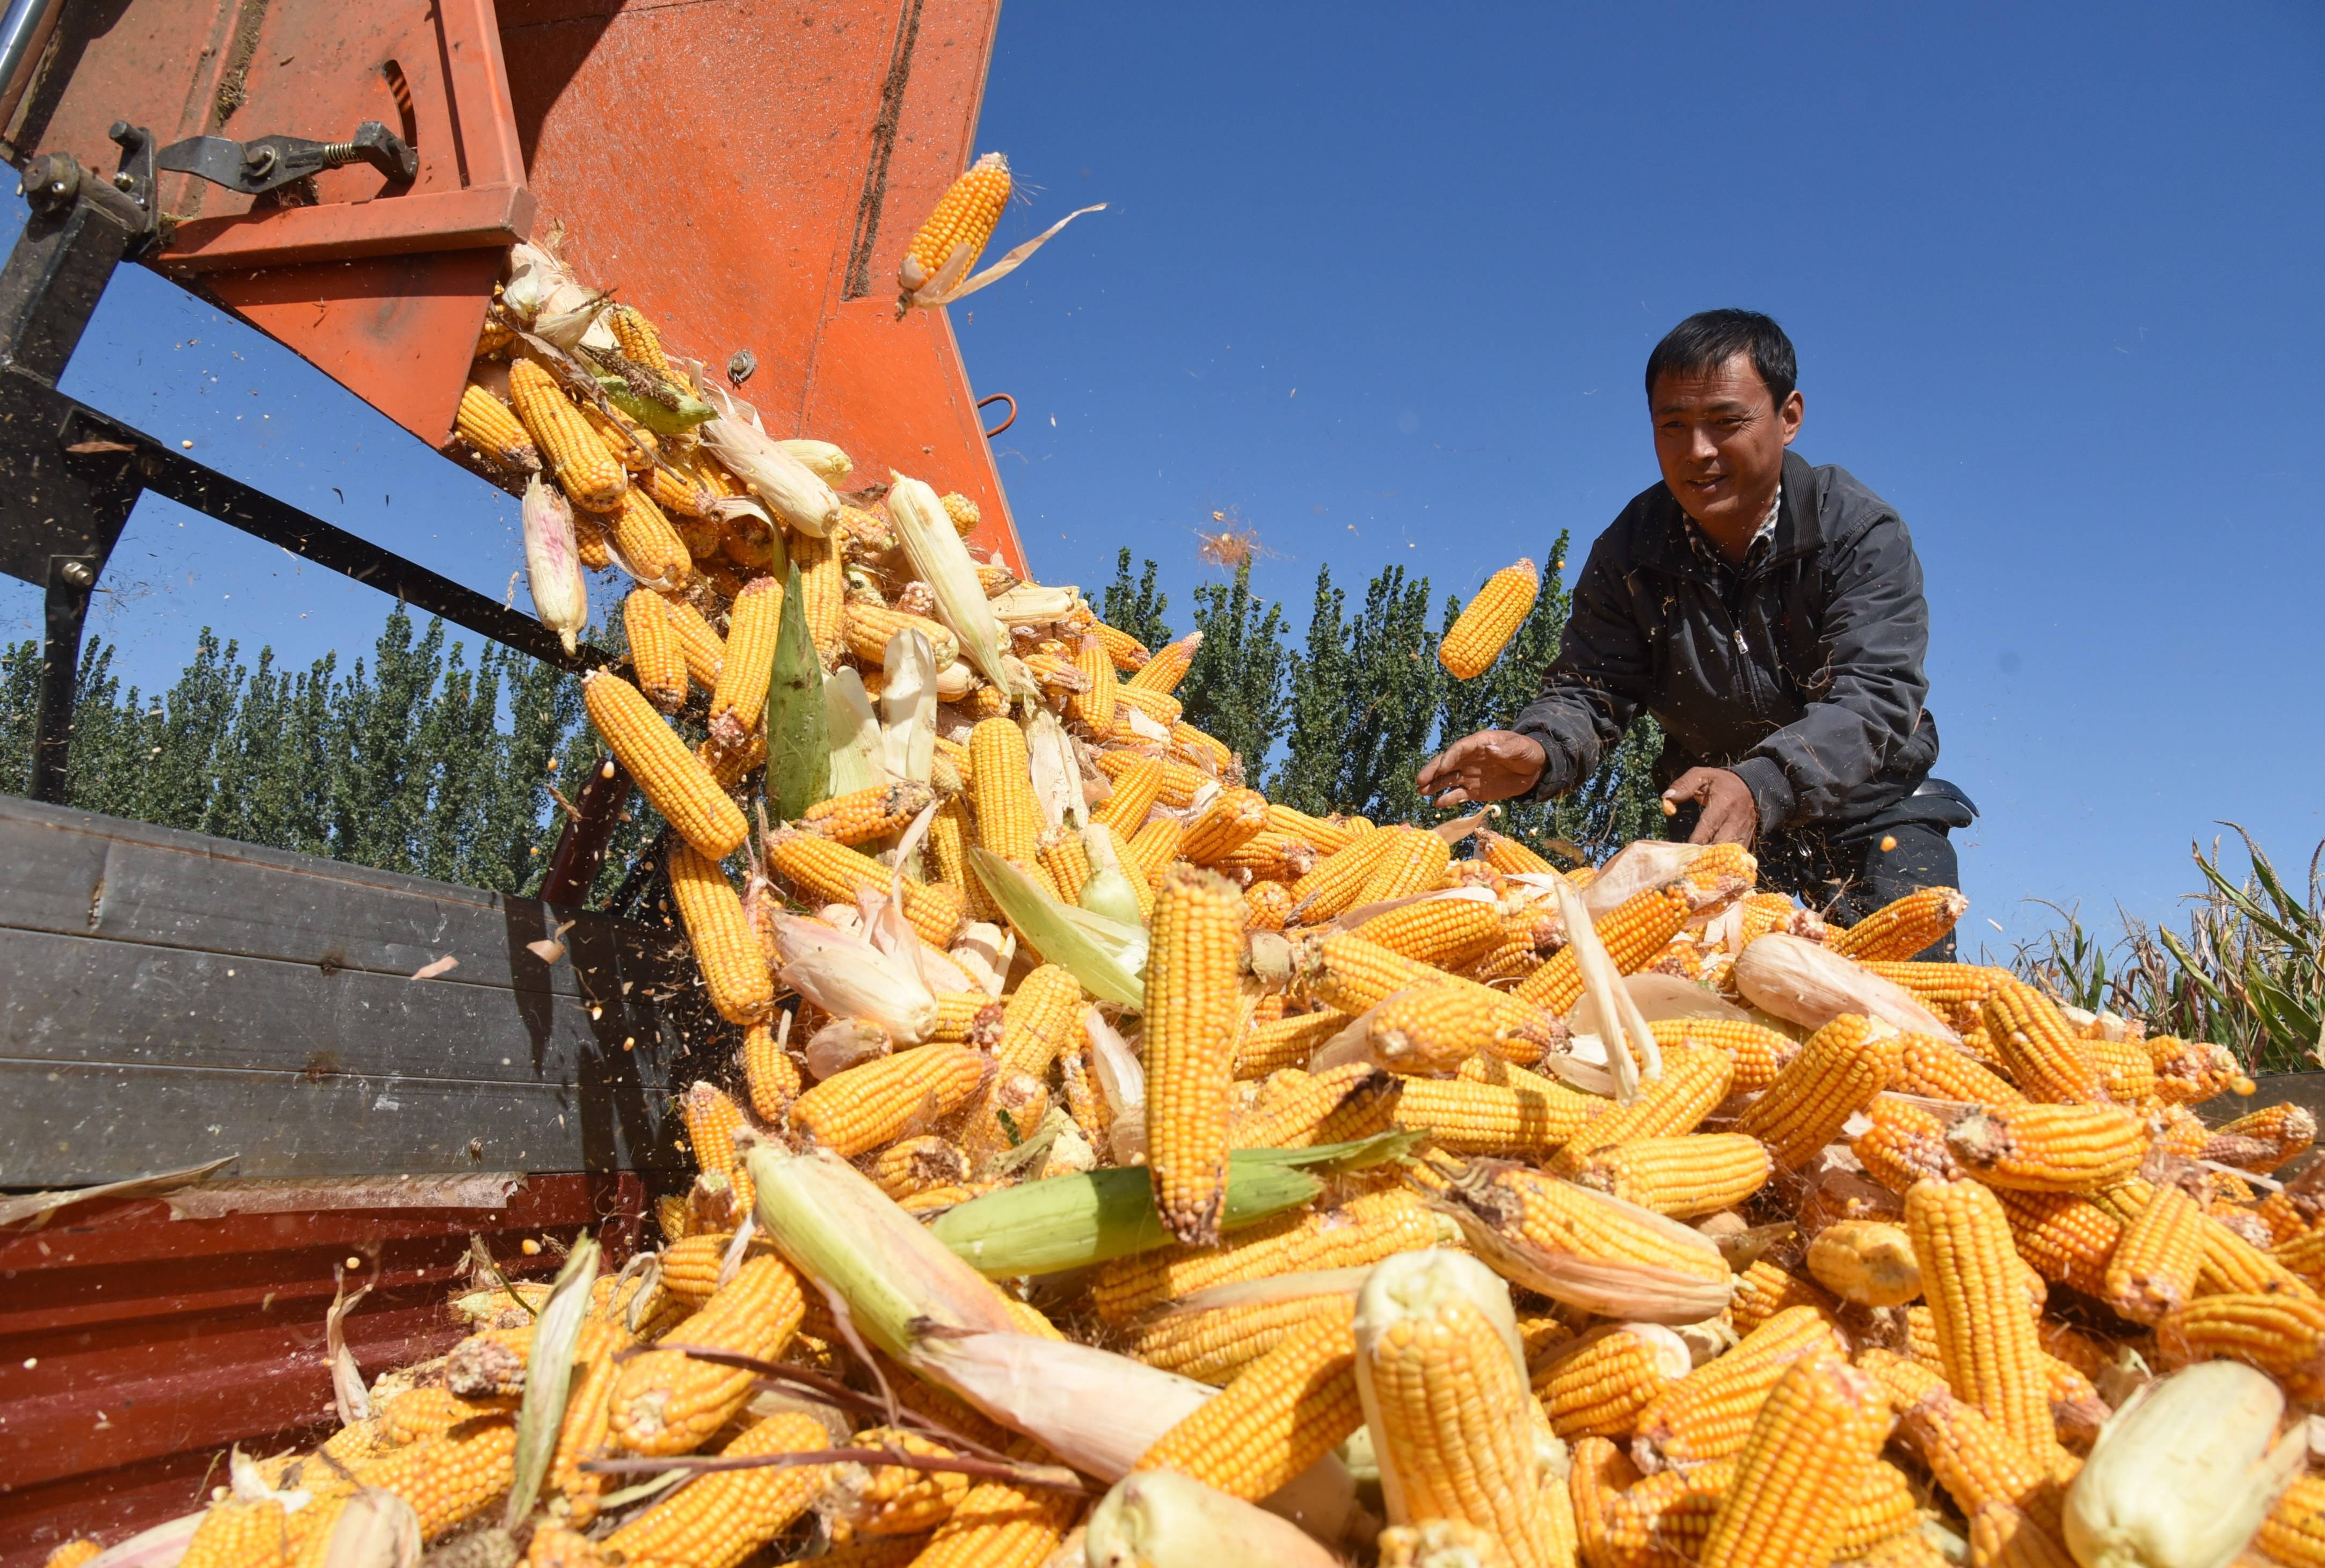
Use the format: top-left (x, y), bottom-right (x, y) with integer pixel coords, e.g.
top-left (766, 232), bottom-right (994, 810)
top-left (1644, 309), bottom-right (1797, 409)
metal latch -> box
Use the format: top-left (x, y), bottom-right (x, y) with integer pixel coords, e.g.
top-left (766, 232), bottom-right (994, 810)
top-left (155, 121), bottom-right (417, 196)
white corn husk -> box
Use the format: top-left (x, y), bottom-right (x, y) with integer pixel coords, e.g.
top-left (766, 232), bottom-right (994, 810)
top-left (1553, 877), bottom-right (1661, 1100)
top-left (1354, 1250), bottom-right (1532, 1530)
top-left (903, 199), bottom-right (1107, 309)
top-left (775, 438), bottom-right (853, 484)
top-left (771, 913), bottom-right (937, 1044)
top-left (1169, 1266), bottom-right (1373, 1316)
top-left (505, 1235), bottom-right (599, 1526)
top-left (499, 242), bottom-right (572, 323)
top-left (1087, 1005), bottom-right (1149, 1165)
top-left (1581, 841), bottom-right (1708, 918)
top-left (824, 668), bottom-right (886, 796)
top-left (951, 922), bottom-right (1011, 997)
top-left (1123, 704), bottom-right (1172, 744)
top-left (81, 1512), bottom-right (207, 1568)
top-left (746, 1143), bottom-right (1016, 1359)
top-left (1573, 972), bottom-right (1755, 1029)
top-left (1440, 1162), bottom-right (1736, 1324)
top-left (521, 475), bottom-right (588, 655)
top-left (972, 849), bottom-right (1146, 1007)
top-left (1025, 707), bottom-right (1086, 832)
top-left (1733, 933), bottom-right (1960, 1042)
top-left (319, 1489), bottom-right (421, 1568)
top-left (532, 283), bottom-right (610, 349)
top-left (325, 1263), bottom-right (374, 1425)
top-left (1087, 1471), bottom-right (1345, 1568)
top-left (934, 661), bottom-right (979, 701)
top-left (2062, 1361), bottom-right (2304, 1568)
top-left (889, 473), bottom-right (1015, 691)
top-left (987, 582), bottom-right (1084, 625)
top-left (698, 417), bottom-right (840, 536)
top-left (881, 629), bottom-right (938, 784)
top-left (805, 1018), bottom-right (891, 1081)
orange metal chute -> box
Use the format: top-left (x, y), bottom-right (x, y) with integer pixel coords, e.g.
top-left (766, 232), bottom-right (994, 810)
top-left (3, 0), bottom-right (1029, 570)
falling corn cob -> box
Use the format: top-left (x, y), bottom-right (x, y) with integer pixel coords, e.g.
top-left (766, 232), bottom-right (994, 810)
top-left (510, 359), bottom-right (626, 511)
top-left (582, 672), bottom-right (748, 859)
top-left (1828, 886), bottom-right (1970, 962)
top-left (457, 383), bottom-right (540, 472)
top-left (1438, 558), bottom-right (1540, 680)
top-left (901, 151), bottom-right (1012, 298)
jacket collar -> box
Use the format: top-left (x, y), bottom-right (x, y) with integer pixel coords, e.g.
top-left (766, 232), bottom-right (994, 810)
top-left (1632, 449), bottom-right (1821, 581)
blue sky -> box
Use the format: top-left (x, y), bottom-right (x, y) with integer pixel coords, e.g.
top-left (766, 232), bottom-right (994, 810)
top-left (5, 1), bottom-right (2320, 960)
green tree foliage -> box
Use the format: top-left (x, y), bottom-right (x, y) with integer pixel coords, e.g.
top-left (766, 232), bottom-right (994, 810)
top-left (0, 605), bottom-right (603, 896)
top-left (1177, 563), bottom-right (1289, 778)
top-left (1100, 548), bottom-right (1173, 650)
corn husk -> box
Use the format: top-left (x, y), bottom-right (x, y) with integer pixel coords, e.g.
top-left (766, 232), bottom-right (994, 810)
top-left (988, 582), bottom-right (1085, 625)
top-left (825, 667), bottom-right (885, 796)
top-left (505, 1234), bottom-right (599, 1526)
top-left (804, 1018), bottom-right (891, 1080)
top-left (1087, 1470), bottom-right (1344, 1568)
top-left (1567, 972), bottom-right (1755, 1033)
top-left (1581, 841), bottom-right (1708, 918)
top-left (770, 914), bottom-right (937, 1043)
top-left (1078, 825), bottom-right (1145, 925)
top-left (934, 661), bottom-right (979, 700)
top-left (594, 372), bottom-right (715, 436)
top-left (889, 474), bottom-right (1015, 691)
top-left (775, 438), bottom-right (853, 484)
top-left (971, 848), bottom-right (1146, 1007)
top-left (1438, 1160), bottom-right (1736, 1324)
top-left (521, 475), bottom-right (588, 656)
top-left (1087, 1005), bottom-right (1149, 1164)
top-left (915, 1326), bottom-right (1213, 1479)
top-left (79, 1512), bottom-right (206, 1568)
top-left (699, 417), bottom-right (841, 536)
top-left (880, 629), bottom-right (938, 784)
top-left (325, 1260), bottom-right (374, 1425)
top-left (766, 561), bottom-right (829, 820)
top-left (320, 1490), bottom-right (421, 1568)
top-left (1553, 876), bottom-right (1661, 1100)
top-left (499, 242), bottom-right (572, 324)
top-left (902, 200), bottom-right (1107, 310)
top-left (531, 285), bottom-right (608, 349)
top-left (1733, 933), bottom-right (1960, 1042)
top-left (2063, 1361), bottom-right (2304, 1568)
top-left (1026, 706), bottom-right (1085, 832)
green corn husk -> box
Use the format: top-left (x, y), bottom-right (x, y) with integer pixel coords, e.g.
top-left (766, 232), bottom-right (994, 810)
top-left (972, 847), bottom-right (1146, 1007)
top-left (929, 1131), bottom-right (1423, 1278)
top-left (824, 667), bottom-right (882, 796)
top-left (594, 373), bottom-right (715, 435)
top-left (764, 562), bottom-right (828, 820)
top-left (505, 1233), bottom-right (599, 1527)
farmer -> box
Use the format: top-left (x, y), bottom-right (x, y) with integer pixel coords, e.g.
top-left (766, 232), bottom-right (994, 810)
top-left (1417, 309), bottom-right (1973, 954)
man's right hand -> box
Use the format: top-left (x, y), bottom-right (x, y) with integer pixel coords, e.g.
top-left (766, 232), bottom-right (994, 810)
top-left (1416, 730), bottom-right (1548, 807)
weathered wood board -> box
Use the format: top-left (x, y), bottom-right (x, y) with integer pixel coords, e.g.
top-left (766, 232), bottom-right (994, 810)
top-left (1, 796), bottom-right (706, 1184)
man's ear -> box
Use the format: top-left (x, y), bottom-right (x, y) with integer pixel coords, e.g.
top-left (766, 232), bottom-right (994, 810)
top-left (1779, 389), bottom-right (1805, 446)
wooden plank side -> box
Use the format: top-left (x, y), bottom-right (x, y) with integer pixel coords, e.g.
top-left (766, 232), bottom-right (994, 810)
top-left (0, 794), bottom-right (661, 995)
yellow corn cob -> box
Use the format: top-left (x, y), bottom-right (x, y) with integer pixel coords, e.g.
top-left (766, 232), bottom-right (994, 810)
top-left (1377, 1520), bottom-right (1510, 1568)
top-left (1828, 887), bottom-right (1969, 962)
top-left (1233, 1010), bottom-right (1343, 1078)
top-left (2145, 1033), bottom-right (2256, 1104)
top-left (1308, 932), bottom-right (1562, 1063)
top-left (1177, 786), bottom-right (1271, 864)
top-left (544, 1318), bottom-right (621, 1527)
top-left (846, 596), bottom-right (959, 670)
top-left (1462, 829), bottom-right (1552, 881)
top-left (1126, 815), bottom-right (1185, 885)
top-left (583, 672), bottom-right (748, 858)
top-left (655, 1230), bottom-right (741, 1311)
top-left (1734, 1015), bottom-right (1896, 1170)
top-left (2081, 1031), bottom-right (2158, 1105)
top-left (2204, 1103), bottom-right (2318, 1173)
top-left (987, 963), bottom-right (1083, 1081)
top-left (1602, 1456), bottom-right (1922, 1568)
top-left (1852, 1098), bottom-right (1963, 1194)
top-left (667, 844), bottom-right (774, 1025)
top-left (705, 575), bottom-right (782, 746)
top-left (658, 592), bottom-right (726, 691)
top-left (1112, 683), bottom-right (1184, 729)
top-left (457, 383), bottom-right (539, 472)
top-left (1351, 983), bottom-right (1532, 1079)
top-left (1644, 1017), bottom-right (1795, 1093)
top-left (2154, 1292), bottom-right (2325, 1397)
top-left (601, 1410), bottom-right (830, 1568)
top-left (805, 781), bottom-right (936, 845)
top-left (180, 1498), bottom-right (290, 1568)
top-left (739, 1020), bottom-right (800, 1120)
top-left (1062, 632), bottom-right (1118, 734)
top-left (1091, 756), bottom-right (1166, 833)
top-left (1287, 829), bottom-right (1405, 920)
top-left (823, 1427), bottom-right (969, 1542)
top-left (1094, 1188), bottom-right (1443, 1323)
top-left (1512, 885), bottom-right (1695, 1012)
top-left (606, 304), bottom-right (669, 373)
top-left (579, 399), bottom-right (655, 473)
top-left (1970, 1503), bottom-right (2078, 1568)
top-left (932, 493), bottom-right (982, 543)
top-left (1119, 1291), bottom-right (1353, 1386)
top-left (1696, 1355), bottom-right (1892, 1568)
top-left (903, 1454), bottom-right (1081, 1568)
top-left (1089, 619), bottom-right (1151, 672)
top-left (958, 1067), bottom-right (1050, 1165)
top-left (1981, 980), bottom-right (2107, 1104)
top-left (2100, 1182), bottom-right (2203, 1324)
top-left (1634, 1306), bottom-right (1844, 1469)
top-left (1350, 896), bottom-right (1507, 969)
top-left (1352, 827), bottom-right (1456, 907)
top-left (1857, 960), bottom-right (2011, 1025)
top-left (1551, 1044), bottom-right (1736, 1175)
top-left (1144, 865), bottom-right (1245, 1245)
top-left (681, 1081), bottom-right (754, 1211)
top-left (2196, 1205), bottom-right (2320, 1297)
top-left (1890, 1034), bottom-right (2024, 1104)
top-left (967, 718), bottom-right (1041, 867)
top-left (1392, 1073), bottom-right (1604, 1156)
top-left (1565, 1133), bottom-right (1773, 1220)
top-left (1447, 1158), bottom-right (1736, 1295)
top-left (1359, 1261), bottom-right (1560, 1568)
top-left (573, 509), bottom-right (613, 570)
top-left (1990, 1187), bottom-right (2120, 1299)
top-left (903, 152), bottom-right (1011, 290)
top-left (926, 797), bottom-right (990, 918)
top-left (510, 359), bottom-right (626, 511)
top-left (791, 1044), bottom-right (988, 1157)
top-left (1907, 1178), bottom-right (2053, 1454)
top-left (1256, 803), bottom-right (1355, 856)
top-left (2259, 1473), bottom-right (2325, 1568)
top-left (1944, 1102), bottom-right (2146, 1193)
top-left (645, 457), bottom-right (716, 520)
top-left (763, 830), bottom-right (965, 946)
top-left (1215, 830), bottom-right (1319, 885)
top-left (1729, 1260), bottom-right (1838, 1336)
top-left (871, 1134), bottom-right (973, 1199)
top-left (609, 1254), bottom-right (805, 1454)
top-left (1126, 631), bottom-right (1199, 696)
top-left (1137, 1297), bottom-right (1362, 1500)
top-left (377, 1383), bottom-right (515, 1445)
top-left (623, 587), bottom-right (687, 712)
top-left (344, 1417), bottom-right (519, 1537)
top-left (1232, 1061), bottom-right (1397, 1149)
top-left (1533, 1323), bottom-right (1690, 1439)
top-left (1036, 826), bottom-right (1092, 903)
top-left (605, 486), bottom-right (691, 586)
top-left (1439, 558), bottom-right (1541, 679)
top-left (1886, 1381), bottom-right (2064, 1528)
top-left (1805, 1219), bottom-right (1922, 1307)
top-left (1243, 878), bottom-right (1295, 931)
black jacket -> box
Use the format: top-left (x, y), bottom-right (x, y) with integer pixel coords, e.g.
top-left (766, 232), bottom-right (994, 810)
top-left (1512, 450), bottom-right (1940, 835)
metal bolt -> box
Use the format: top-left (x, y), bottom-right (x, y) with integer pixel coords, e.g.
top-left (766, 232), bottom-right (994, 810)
top-left (60, 560), bottom-right (93, 588)
top-left (112, 172), bottom-right (134, 191)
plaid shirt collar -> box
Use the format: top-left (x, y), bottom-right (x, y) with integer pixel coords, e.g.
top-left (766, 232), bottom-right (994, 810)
top-left (1685, 484), bottom-right (1782, 578)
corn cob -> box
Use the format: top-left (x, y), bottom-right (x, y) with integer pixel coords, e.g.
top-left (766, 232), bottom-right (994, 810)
top-left (2203, 1103), bottom-right (2318, 1173)
top-left (1350, 895), bottom-right (1507, 969)
top-left (1394, 1071), bottom-right (1604, 1155)
top-left (2145, 1034), bottom-right (2256, 1104)
top-left (1112, 683), bottom-right (1184, 729)
top-left (1885, 1381), bottom-right (2064, 1528)
top-left (572, 508), bottom-right (612, 570)
top-left (823, 1427), bottom-right (969, 1542)
top-left (903, 1449), bottom-right (1081, 1568)
top-left (1233, 1062), bottom-right (1397, 1149)
top-left (1907, 1177), bottom-right (2054, 1454)
top-left (2082, 1031), bottom-right (2158, 1105)
top-left (1119, 1290), bottom-right (1355, 1387)
top-left (658, 591), bottom-right (726, 690)
top-left (1634, 1306), bottom-right (1845, 1469)
top-left (510, 359), bottom-right (627, 511)
top-left (967, 717), bottom-right (1042, 865)
top-left (1566, 1133), bottom-right (1773, 1219)
top-left (1376, 1520), bottom-right (1509, 1568)
top-left (1439, 559), bottom-right (1540, 680)
top-left (1970, 1503), bottom-right (2078, 1568)
top-left (344, 1417), bottom-right (519, 1537)
top-left (805, 781), bottom-right (936, 846)
top-left (791, 1044), bottom-right (987, 1157)
top-left (667, 843), bottom-right (774, 1025)
top-left (457, 383), bottom-right (540, 472)
top-left (1289, 829), bottom-right (1405, 920)
top-left (1534, 1322), bottom-right (1692, 1439)
top-left (1981, 981), bottom-right (2107, 1104)
top-left (738, 1019), bottom-right (800, 1122)
top-left (1805, 1219), bottom-right (1922, 1307)
top-left (1092, 756), bottom-right (1167, 833)
top-left (846, 596), bottom-right (959, 669)
top-left (1308, 932), bottom-right (1562, 1063)
top-left (1647, 1016), bottom-right (1798, 1093)
top-left (1137, 1297), bottom-right (1364, 1500)
top-left (1729, 1260), bottom-right (1838, 1336)
top-left (1602, 1455), bottom-right (1922, 1568)
top-left (1093, 1187), bottom-right (1445, 1323)
top-left (180, 1498), bottom-right (291, 1568)
top-left (1444, 1158), bottom-right (1736, 1314)
top-left (1090, 619), bottom-right (1151, 670)
top-left (609, 1253), bottom-right (805, 1453)
top-left (958, 1068), bottom-right (1049, 1165)
top-left (764, 830), bottom-right (965, 946)
top-left (1233, 1010), bottom-right (1343, 1078)
top-left (2096, 1180), bottom-right (2203, 1325)
top-left (1994, 1188), bottom-right (2120, 1298)
top-left (2154, 1292), bottom-right (2325, 1397)
top-left (655, 1230), bottom-right (742, 1310)
top-left (1467, 826), bottom-right (1555, 877)
top-left (1734, 1015), bottom-right (1896, 1170)
top-left (704, 575), bottom-right (781, 747)
top-left (1177, 786), bottom-right (1270, 864)
top-left (1889, 1034), bottom-right (2024, 1104)
top-left (1943, 1101), bottom-right (2145, 1194)
top-left (1127, 815), bottom-right (1185, 885)
top-left (582, 672), bottom-right (748, 858)
top-left (601, 1410), bottom-right (830, 1568)
top-left (1243, 878), bottom-right (1295, 930)
top-left (902, 152), bottom-right (1011, 293)
top-left (1852, 1097), bottom-right (1963, 1193)
top-left (1551, 1044), bottom-right (1736, 1175)
top-left (579, 399), bottom-right (655, 473)
top-left (1512, 885), bottom-right (1695, 1012)
top-left (1355, 827), bottom-right (1456, 906)
top-left (623, 586), bottom-right (688, 713)
top-left (2259, 1473), bottom-right (2325, 1568)
top-left (604, 486), bottom-right (691, 586)
top-left (1828, 887), bottom-right (1969, 962)
top-left (1696, 1355), bottom-right (1893, 1568)
top-left (1145, 865), bottom-right (1246, 1245)
top-left (1062, 629), bottom-right (1119, 733)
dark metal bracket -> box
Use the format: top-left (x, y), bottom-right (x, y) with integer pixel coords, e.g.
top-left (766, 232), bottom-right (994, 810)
top-left (2, 122), bottom-right (603, 808)
top-left (157, 121), bottom-right (418, 196)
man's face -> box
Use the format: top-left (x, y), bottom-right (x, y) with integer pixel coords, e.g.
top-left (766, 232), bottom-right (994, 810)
top-left (1650, 353), bottom-right (1805, 538)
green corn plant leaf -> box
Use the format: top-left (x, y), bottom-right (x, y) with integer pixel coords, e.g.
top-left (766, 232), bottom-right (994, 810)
top-left (766, 562), bottom-right (828, 821)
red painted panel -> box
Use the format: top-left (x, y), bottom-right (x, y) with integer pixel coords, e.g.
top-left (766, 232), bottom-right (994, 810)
top-left (0, 1173), bottom-right (642, 1565)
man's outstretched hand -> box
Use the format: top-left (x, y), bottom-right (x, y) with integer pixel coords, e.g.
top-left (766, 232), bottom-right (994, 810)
top-left (1417, 730), bottom-right (1548, 807)
top-left (1663, 766), bottom-right (1759, 846)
